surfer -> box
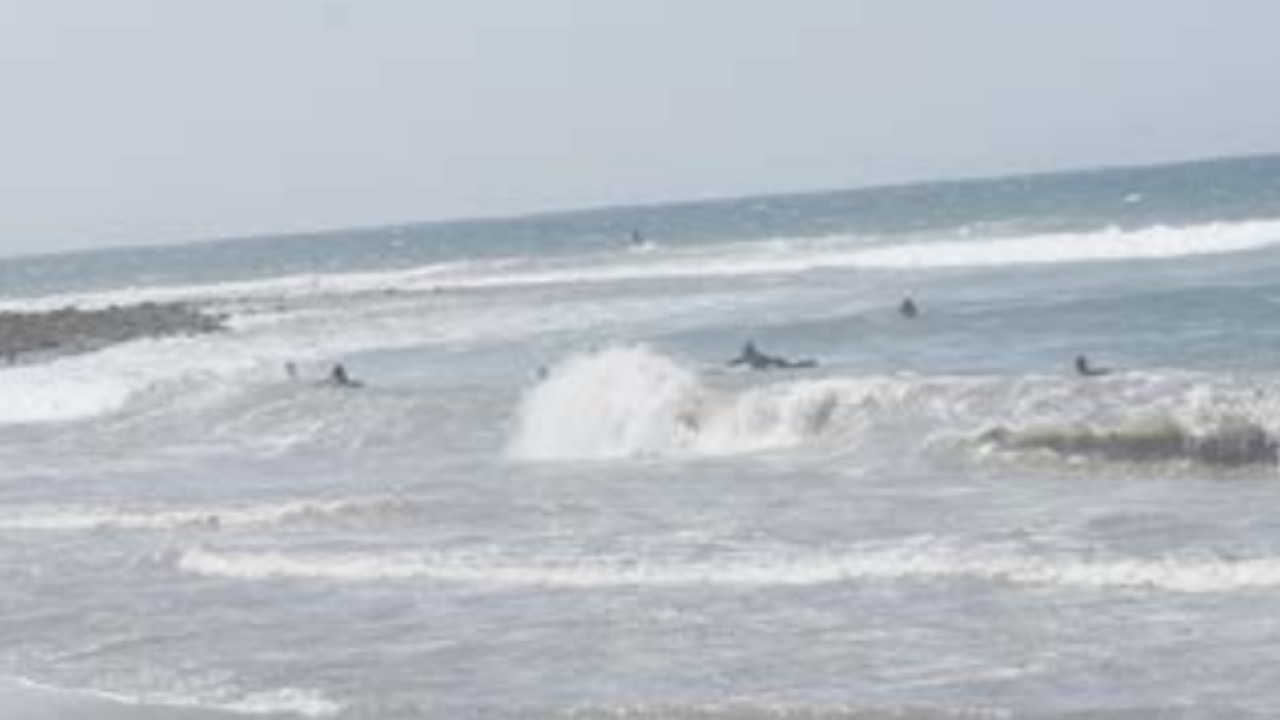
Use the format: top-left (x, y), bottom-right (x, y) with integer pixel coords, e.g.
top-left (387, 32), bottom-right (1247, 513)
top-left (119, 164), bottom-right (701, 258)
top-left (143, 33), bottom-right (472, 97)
top-left (329, 363), bottom-right (363, 388)
top-left (899, 297), bottom-right (919, 319)
top-left (728, 340), bottom-right (768, 369)
top-left (728, 340), bottom-right (817, 371)
top-left (1075, 355), bottom-right (1110, 377)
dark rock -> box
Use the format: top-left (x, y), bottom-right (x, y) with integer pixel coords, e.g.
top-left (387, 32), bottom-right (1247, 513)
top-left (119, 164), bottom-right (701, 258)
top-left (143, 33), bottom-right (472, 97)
top-left (0, 302), bottom-right (225, 363)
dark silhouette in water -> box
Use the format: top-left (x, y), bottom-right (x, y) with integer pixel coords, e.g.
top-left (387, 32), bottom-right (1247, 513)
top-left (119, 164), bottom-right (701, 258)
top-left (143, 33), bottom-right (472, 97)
top-left (728, 340), bottom-right (817, 371)
top-left (329, 364), bottom-right (363, 388)
top-left (630, 228), bottom-right (644, 246)
top-left (899, 297), bottom-right (919, 319)
top-left (284, 361), bottom-right (299, 380)
top-left (1075, 355), bottom-right (1111, 377)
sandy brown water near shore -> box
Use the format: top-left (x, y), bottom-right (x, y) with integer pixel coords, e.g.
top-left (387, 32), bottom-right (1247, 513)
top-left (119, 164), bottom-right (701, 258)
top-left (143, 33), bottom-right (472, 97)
top-left (0, 303), bottom-right (224, 363)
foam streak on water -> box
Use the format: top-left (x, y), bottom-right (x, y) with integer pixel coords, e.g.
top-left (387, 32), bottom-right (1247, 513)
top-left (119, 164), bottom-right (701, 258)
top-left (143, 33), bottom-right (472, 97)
top-left (175, 543), bottom-right (1280, 594)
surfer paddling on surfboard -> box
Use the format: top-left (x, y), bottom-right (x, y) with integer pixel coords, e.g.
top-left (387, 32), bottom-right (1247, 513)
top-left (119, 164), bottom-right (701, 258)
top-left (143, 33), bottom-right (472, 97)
top-left (1075, 355), bottom-right (1110, 377)
top-left (728, 340), bottom-right (817, 371)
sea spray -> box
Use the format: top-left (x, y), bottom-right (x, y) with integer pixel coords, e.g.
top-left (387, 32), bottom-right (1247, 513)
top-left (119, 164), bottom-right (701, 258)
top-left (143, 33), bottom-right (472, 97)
top-left (507, 346), bottom-right (705, 460)
top-left (507, 346), bottom-right (861, 460)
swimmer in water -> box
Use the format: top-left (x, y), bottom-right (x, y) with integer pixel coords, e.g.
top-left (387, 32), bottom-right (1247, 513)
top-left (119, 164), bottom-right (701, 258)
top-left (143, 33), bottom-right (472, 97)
top-left (1075, 355), bottom-right (1110, 377)
top-left (329, 363), bottom-right (363, 388)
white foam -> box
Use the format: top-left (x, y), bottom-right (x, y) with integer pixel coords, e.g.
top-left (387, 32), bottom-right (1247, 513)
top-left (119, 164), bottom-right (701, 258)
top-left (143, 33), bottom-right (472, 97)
top-left (507, 347), bottom-right (1280, 463)
top-left (0, 358), bottom-right (136, 424)
top-left (507, 346), bottom-right (927, 460)
top-left (176, 542), bottom-right (1280, 594)
top-left (507, 346), bottom-right (705, 460)
top-left (0, 331), bottom-right (269, 426)
top-left (5, 218), bottom-right (1279, 313)
top-left (0, 259), bottom-right (484, 312)
top-left (1, 675), bottom-right (340, 719)
top-left (0, 497), bottom-right (413, 532)
top-left (218, 688), bottom-right (341, 718)
top-left (844, 219), bottom-right (1280, 269)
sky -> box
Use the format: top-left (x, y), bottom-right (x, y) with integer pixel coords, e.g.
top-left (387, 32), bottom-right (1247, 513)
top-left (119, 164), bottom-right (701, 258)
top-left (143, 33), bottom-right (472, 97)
top-left (1, 0), bottom-right (1279, 255)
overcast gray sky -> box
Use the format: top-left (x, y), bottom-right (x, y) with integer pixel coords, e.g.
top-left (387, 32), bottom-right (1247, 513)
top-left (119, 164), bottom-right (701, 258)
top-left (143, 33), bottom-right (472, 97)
top-left (2, 0), bottom-right (1278, 255)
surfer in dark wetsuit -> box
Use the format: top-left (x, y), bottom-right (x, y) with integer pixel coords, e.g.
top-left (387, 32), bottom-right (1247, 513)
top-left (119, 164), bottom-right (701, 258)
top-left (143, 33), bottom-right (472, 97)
top-left (728, 340), bottom-right (769, 369)
top-left (728, 340), bottom-right (817, 371)
top-left (1075, 355), bottom-right (1110, 377)
top-left (899, 297), bottom-right (919, 319)
top-left (329, 363), bottom-right (363, 388)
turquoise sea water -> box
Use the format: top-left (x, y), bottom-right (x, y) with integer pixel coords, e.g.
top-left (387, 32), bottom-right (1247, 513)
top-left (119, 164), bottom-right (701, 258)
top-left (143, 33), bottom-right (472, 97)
top-left (5, 155), bottom-right (1280, 718)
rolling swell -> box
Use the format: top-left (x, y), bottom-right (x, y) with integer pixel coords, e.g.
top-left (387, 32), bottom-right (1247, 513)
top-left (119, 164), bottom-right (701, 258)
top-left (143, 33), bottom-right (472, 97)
top-left (979, 418), bottom-right (1279, 468)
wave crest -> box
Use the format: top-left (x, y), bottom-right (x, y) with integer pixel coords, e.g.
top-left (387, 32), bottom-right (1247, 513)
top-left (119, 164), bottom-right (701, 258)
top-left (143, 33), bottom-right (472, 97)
top-left (176, 542), bottom-right (1280, 594)
top-left (506, 346), bottom-right (849, 460)
top-left (506, 347), bottom-right (1280, 469)
top-left (979, 416), bottom-right (1279, 467)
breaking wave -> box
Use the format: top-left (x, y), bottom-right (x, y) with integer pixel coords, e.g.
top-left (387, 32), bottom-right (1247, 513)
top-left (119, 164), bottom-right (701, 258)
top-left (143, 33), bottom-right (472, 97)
top-left (507, 347), bottom-right (1280, 468)
top-left (506, 346), bottom-right (848, 460)
top-left (979, 417), bottom-right (1279, 467)
top-left (176, 541), bottom-right (1280, 594)
top-left (841, 219), bottom-right (1280, 270)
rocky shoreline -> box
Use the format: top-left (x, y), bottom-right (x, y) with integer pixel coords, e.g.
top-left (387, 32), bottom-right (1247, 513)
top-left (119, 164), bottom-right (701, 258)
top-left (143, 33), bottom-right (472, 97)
top-left (0, 302), bottom-right (225, 363)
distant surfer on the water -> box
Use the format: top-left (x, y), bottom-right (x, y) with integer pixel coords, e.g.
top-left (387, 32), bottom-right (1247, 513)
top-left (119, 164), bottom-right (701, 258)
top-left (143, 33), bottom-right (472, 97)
top-left (728, 340), bottom-right (817, 371)
top-left (629, 228), bottom-right (655, 251)
top-left (329, 363), bottom-right (363, 388)
top-left (899, 297), bottom-right (919, 319)
top-left (1075, 355), bottom-right (1110, 377)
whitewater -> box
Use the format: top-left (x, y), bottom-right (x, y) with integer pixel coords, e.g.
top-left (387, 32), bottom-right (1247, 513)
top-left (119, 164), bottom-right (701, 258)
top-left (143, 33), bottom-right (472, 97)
top-left (7, 155), bottom-right (1280, 719)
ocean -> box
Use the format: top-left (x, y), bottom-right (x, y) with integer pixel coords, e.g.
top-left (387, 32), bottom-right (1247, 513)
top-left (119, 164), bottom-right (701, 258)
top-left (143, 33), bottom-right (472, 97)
top-left (5, 155), bottom-right (1280, 719)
